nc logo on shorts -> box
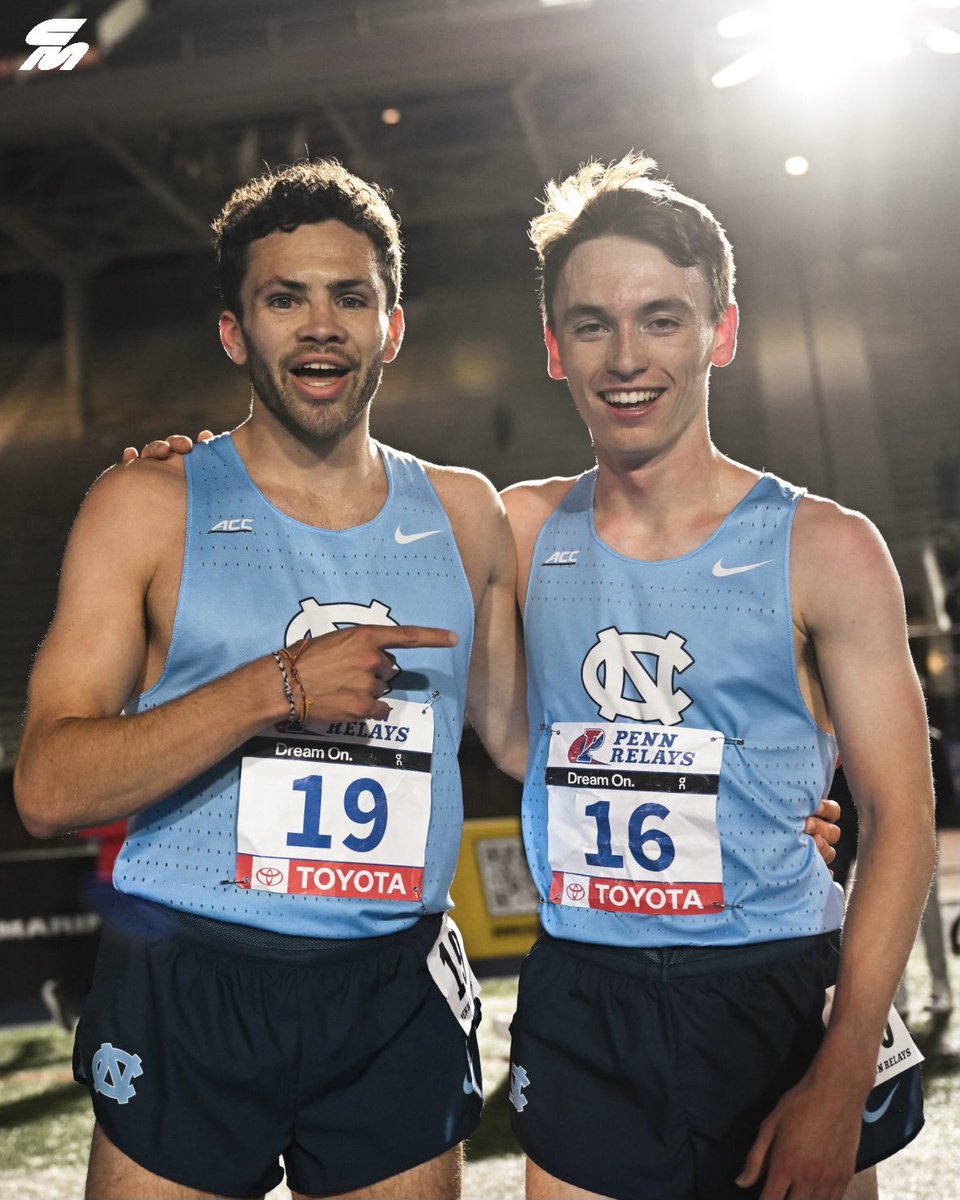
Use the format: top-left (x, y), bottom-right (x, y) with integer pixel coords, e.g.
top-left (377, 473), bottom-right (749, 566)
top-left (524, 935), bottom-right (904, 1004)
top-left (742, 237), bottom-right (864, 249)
top-left (509, 1063), bottom-right (530, 1112)
top-left (92, 1042), bottom-right (143, 1104)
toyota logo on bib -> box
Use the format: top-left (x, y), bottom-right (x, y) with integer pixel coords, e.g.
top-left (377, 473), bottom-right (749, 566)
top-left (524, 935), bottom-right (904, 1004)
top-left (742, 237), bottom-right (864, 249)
top-left (256, 866), bottom-right (283, 887)
top-left (581, 627), bottom-right (694, 725)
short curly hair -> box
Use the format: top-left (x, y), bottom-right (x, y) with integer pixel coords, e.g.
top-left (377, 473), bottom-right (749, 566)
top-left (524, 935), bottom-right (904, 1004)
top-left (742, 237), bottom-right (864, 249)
top-left (212, 159), bottom-right (403, 316)
top-left (530, 152), bottom-right (735, 330)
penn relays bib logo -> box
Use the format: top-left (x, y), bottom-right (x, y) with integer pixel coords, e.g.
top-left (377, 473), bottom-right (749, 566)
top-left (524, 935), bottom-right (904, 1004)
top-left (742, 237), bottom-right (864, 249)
top-left (581, 627), bottom-right (693, 725)
top-left (568, 728), bottom-right (605, 763)
top-left (284, 598), bottom-right (397, 646)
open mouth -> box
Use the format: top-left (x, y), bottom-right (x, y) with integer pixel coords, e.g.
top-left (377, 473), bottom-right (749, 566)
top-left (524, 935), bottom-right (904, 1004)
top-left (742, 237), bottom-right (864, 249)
top-left (290, 362), bottom-right (351, 386)
top-left (599, 388), bottom-right (665, 410)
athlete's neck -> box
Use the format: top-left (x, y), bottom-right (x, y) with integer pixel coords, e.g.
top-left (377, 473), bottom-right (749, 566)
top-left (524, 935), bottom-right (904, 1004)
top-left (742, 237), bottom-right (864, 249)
top-left (593, 440), bottom-right (758, 561)
top-left (230, 412), bottom-right (387, 530)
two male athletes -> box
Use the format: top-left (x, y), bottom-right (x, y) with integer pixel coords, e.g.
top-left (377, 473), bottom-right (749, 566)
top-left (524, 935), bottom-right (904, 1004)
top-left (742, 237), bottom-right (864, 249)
top-left (16, 154), bottom-right (931, 1200)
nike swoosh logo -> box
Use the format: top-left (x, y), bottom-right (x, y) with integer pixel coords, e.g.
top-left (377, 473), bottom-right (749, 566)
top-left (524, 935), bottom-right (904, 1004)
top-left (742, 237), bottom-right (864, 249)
top-left (862, 1082), bottom-right (899, 1124)
top-left (395, 527), bottom-right (443, 545)
top-left (712, 558), bottom-right (773, 577)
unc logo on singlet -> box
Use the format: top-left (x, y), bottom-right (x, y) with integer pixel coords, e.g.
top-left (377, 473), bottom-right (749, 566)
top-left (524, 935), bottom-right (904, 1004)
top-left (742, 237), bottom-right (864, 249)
top-left (581, 627), bottom-right (694, 726)
top-left (285, 598), bottom-right (396, 645)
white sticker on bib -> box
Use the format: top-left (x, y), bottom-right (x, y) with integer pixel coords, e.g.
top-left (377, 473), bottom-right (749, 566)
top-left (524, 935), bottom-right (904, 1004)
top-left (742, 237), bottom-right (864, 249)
top-left (427, 914), bottom-right (480, 1035)
top-left (235, 699), bottom-right (433, 903)
top-left (546, 721), bottom-right (725, 916)
top-left (822, 986), bottom-right (924, 1088)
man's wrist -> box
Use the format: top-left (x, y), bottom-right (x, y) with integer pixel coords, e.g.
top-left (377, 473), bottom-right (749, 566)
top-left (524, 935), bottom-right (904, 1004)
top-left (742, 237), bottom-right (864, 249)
top-left (228, 654), bottom-right (292, 729)
top-left (808, 1029), bottom-right (878, 1099)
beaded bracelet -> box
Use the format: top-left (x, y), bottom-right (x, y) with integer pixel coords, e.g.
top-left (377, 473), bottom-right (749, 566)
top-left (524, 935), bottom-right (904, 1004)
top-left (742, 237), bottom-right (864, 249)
top-left (278, 648), bottom-right (310, 723)
top-left (272, 651), bottom-right (299, 725)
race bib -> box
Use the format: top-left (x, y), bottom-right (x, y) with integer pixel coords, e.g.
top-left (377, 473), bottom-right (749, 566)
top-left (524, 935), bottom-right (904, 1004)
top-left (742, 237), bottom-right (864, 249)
top-left (822, 986), bottom-right (924, 1088)
top-left (235, 698), bottom-right (433, 903)
top-left (427, 914), bottom-right (480, 1035)
top-left (546, 721), bottom-right (725, 916)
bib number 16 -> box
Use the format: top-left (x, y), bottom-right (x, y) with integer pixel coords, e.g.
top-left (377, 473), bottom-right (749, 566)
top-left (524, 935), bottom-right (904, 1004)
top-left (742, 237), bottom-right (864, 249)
top-left (584, 799), bottom-right (675, 872)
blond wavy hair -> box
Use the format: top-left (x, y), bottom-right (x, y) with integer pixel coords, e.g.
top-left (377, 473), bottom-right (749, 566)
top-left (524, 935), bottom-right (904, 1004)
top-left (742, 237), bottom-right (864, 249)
top-left (530, 151), bottom-right (735, 328)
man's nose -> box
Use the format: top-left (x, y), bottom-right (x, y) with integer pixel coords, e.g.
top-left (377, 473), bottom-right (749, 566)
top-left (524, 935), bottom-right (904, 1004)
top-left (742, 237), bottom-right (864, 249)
top-left (607, 328), bottom-right (649, 378)
top-left (296, 299), bottom-right (347, 342)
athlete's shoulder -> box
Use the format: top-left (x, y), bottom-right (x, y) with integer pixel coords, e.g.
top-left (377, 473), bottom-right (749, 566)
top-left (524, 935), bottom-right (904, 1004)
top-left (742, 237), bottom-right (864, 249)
top-left (792, 493), bottom-right (899, 632)
top-left (793, 492), bottom-right (888, 563)
top-left (79, 455), bottom-right (185, 529)
top-left (420, 459), bottom-right (504, 527)
top-left (501, 474), bottom-right (583, 537)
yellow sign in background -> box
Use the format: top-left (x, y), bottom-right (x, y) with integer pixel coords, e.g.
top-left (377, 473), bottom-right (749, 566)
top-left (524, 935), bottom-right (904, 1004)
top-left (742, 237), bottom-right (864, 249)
top-left (449, 817), bottom-right (540, 961)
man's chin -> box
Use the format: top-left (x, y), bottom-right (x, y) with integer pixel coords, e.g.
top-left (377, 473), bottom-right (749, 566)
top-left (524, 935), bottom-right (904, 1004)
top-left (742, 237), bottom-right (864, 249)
top-left (272, 398), bottom-right (368, 446)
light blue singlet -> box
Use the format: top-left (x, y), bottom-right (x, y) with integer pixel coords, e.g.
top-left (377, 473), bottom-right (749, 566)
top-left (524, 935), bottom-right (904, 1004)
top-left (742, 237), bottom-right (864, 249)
top-left (522, 470), bottom-right (844, 948)
top-left (116, 434), bottom-right (475, 937)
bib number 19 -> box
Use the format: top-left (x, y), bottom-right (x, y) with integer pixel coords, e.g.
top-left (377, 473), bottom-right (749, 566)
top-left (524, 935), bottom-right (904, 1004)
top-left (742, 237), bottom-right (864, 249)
top-left (427, 917), bottom-right (479, 1036)
top-left (438, 924), bottom-right (469, 1000)
top-left (286, 774), bottom-right (388, 854)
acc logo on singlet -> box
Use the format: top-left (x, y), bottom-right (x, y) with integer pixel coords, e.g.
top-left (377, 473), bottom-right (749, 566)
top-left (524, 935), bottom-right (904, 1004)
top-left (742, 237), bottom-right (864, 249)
top-left (284, 598), bottom-right (397, 646)
top-left (581, 627), bottom-right (694, 726)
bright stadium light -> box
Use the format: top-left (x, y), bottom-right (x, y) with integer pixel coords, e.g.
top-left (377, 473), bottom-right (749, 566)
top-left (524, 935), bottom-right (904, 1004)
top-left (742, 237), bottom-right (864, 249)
top-left (712, 0), bottom-right (958, 88)
top-left (772, 0), bottom-right (909, 87)
top-left (712, 49), bottom-right (768, 88)
top-left (927, 25), bottom-right (960, 50)
top-left (717, 9), bottom-right (768, 38)
top-left (785, 155), bottom-right (810, 175)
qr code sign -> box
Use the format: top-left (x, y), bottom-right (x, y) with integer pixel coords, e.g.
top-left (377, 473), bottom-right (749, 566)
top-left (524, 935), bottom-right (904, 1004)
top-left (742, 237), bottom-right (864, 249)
top-left (475, 837), bottom-right (539, 917)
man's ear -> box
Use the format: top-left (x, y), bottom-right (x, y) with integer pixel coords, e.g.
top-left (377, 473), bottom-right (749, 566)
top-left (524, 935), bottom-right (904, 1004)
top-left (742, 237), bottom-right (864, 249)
top-left (219, 310), bottom-right (247, 365)
top-left (710, 303), bottom-right (739, 368)
top-left (545, 325), bottom-right (567, 381)
top-left (383, 306), bottom-right (405, 363)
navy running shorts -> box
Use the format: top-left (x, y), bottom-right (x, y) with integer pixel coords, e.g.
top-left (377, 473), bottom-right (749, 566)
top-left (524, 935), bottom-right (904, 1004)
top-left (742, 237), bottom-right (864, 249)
top-left (73, 895), bottom-right (482, 1198)
top-left (509, 932), bottom-right (922, 1200)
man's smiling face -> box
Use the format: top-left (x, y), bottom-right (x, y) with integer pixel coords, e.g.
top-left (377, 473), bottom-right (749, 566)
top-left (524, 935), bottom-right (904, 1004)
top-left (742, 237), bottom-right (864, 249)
top-left (220, 219), bottom-right (403, 446)
top-left (545, 235), bottom-right (736, 466)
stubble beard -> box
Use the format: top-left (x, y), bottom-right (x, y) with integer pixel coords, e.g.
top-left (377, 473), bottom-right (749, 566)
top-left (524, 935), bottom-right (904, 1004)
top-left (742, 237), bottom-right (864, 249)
top-left (245, 338), bottom-right (386, 446)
